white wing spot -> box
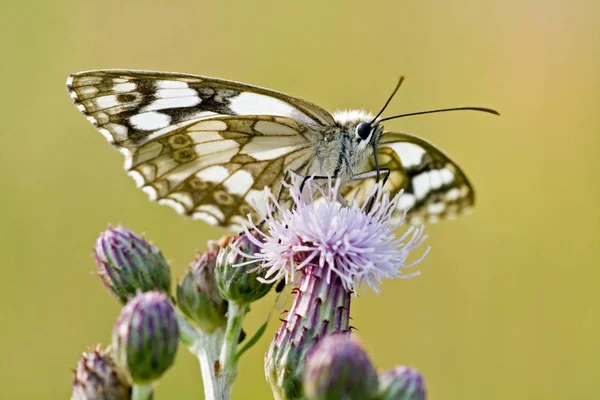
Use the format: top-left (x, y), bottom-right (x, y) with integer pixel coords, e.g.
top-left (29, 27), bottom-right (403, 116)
top-left (229, 92), bottom-right (313, 124)
top-left (192, 211), bottom-right (219, 225)
top-left (158, 198), bottom-right (185, 214)
top-left (78, 86), bottom-right (99, 97)
top-left (388, 142), bottom-right (426, 168)
top-left (223, 170), bottom-right (254, 195)
top-left (156, 80), bottom-right (189, 89)
top-left (168, 192), bottom-right (194, 210)
top-left (241, 135), bottom-right (307, 161)
top-left (189, 120), bottom-right (228, 131)
top-left (254, 120), bottom-right (299, 136)
top-left (245, 189), bottom-right (267, 215)
top-left (155, 88), bottom-right (198, 99)
top-left (142, 96), bottom-right (201, 112)
top-left (412, 173), bottom-right (430, 200)
top-left (445, 188), bottom-right (460, 201)
top-left (197, 204), bottom-right (225, 221)
top-left (196, 165), bottom-right (230, 183)
top-left (113, 82), bottom-right (137, 93)
top-left (130, 112), bottom-right (171, 131)
top-left (427, 202), bottom-right (445, 214)
top-left (397, 193), bottom-right (416, 210)
top-left (94, 95), bottom-right (120, 110)
top-left (104, 123), bottom-right (129, 141)
top-left (188, 131), bottom-right (225, 144)
top-left (440, 168), bottom-right (454, 185)
top-left (429, 170), bottom-right (442, 189)
top-left (142, 185), bottom-right (158, 201)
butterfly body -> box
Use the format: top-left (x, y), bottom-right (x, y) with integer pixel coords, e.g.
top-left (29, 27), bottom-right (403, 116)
top-left (67, 70), bottom-right (483, 230)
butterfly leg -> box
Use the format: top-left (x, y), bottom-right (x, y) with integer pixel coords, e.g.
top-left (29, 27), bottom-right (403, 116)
top-left (350, 168), bottom-right (392, 212)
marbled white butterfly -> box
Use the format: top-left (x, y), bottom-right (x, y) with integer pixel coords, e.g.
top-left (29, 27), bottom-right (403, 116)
top-left (66, 70), bottom-right (497, 230)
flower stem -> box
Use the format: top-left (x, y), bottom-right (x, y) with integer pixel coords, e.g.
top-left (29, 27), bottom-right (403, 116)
top-left (192, 329), bottom-right (229, 400)
top-left (131, 383), bottom-right (153, 400)
top-left (178, 304), bottom-right (250, 399)
top-left (219, 301), bottom-right (249, 385)
top-left (265, 265), bottom-right (352, 399)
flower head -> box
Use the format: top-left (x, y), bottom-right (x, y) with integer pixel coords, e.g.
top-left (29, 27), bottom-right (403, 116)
top-left (176, 241), bottom-right (227, 332)
top-left (112, 291), bottom-right (179, 384)
top-left (242, 179), bottom-right (429, 293)
top-left (378, 366), bottom-right (426, 400)
top-left (71, 346), bottom-right (131, 400)
top-left (216, 233), bottom-right (274, 304)
top-left (94, 225), bottom-right (171, 303)
top-left (303, 333), bottom-right (379, 400)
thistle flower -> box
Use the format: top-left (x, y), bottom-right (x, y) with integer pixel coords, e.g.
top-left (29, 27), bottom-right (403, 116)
top-left (94, 225), bottom-right (171, 303)
top-left (176, 241), bottom-right (227, 333)
top-left (112, 291), bottom-right (179, 384)
top-left (303, 334), bottom-right (379, 400)
top-left (253, 179), bottom-right (429, 399)
top-left (378, 366), bottom-right (426, 400)
top-left (215, 233), bottom-right (274, 304)
top-left (241, 180), bottom-right (428, 294)
top-left (71, 346), bottom-right (131, 400)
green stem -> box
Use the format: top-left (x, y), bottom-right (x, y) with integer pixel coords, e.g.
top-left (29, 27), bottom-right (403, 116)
top-left (192, 330), bottom-right (229, 400)
top-left (132, 383), bottom-right (153, 400)
top-left (219, 301), bottom-right (249, 385)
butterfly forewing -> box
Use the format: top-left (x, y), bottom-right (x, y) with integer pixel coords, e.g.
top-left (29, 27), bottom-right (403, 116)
top-left (66, 70), bottom-right (334, 148)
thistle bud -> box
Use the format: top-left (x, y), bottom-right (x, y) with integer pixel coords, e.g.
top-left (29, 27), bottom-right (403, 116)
top-left (303, 334), bottom-right (378, 400)
top-left (94, 225), bottom-right (171, 303)
top-left (71, 346), bottom-right (131, 400)
top-left (176, 241), bottom-right (227, 332)
top-left (378, 366), bottom-right (426, 400)
top-left (112, 291), bottom-right (179, 384)
top-left (215, 233), bottom-right (273, 304)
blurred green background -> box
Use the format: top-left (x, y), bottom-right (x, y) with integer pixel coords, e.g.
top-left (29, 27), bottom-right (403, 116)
top-left (2, 0), bottom-right (599, 399)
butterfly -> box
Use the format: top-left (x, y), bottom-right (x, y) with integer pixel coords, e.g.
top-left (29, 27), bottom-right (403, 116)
top-left (66, 70), bottom-right (498, 231)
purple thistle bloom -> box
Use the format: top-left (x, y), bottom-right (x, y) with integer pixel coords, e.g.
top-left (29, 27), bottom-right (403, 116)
top-left (257, 179), bottom-right (429, 399)
top-left (240, 179), bottom-right (429, 294)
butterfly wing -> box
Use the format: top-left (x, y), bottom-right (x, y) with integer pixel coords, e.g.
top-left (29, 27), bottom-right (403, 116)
top-left (67, 70), bottom-right (332, 230)
top-left (66, 70), bottom-right (335, 149)
top-left (89, 112), bottom-right (320, 229)
top-left (342, 132), bottom-right (475, 224)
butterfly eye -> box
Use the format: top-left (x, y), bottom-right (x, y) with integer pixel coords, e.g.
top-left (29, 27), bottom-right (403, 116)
top-left (355, 122), bottom-right (373, 141)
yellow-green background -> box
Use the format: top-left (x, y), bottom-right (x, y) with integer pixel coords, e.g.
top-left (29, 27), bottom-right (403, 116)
top-left (2, 0), bottom-right (598, 399)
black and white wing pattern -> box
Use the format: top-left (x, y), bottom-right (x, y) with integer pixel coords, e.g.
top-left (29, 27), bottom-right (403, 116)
top-left (67, 70), bottom-right (327, 230)
top-left (342, 132), bottom-right (475, 224)
top-left (66, 70), bottom-right (334, 147)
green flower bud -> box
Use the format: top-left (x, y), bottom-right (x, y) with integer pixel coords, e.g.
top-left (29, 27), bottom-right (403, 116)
top-left (215, 233), bottom-right (273, 304)
top-left (71, 346), bottom-right (131, 400)
top-left (303, 334), bottom-right (378, 400)
top-left (95, 225), bottom-right (171, 303)
top-left (378, 366), bottom-right (426, 400)
top-left (112, 291), bottom-right (179, 384)
top-left (176, 241), bottom-right (227, 332)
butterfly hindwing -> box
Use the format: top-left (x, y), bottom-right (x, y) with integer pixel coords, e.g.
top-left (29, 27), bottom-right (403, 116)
top-left (122, 114), bottom-right (318, 230)
top-left (342, 131), bottom-right (475, 224)
top-left (66, 70), bottom-right (335, 149)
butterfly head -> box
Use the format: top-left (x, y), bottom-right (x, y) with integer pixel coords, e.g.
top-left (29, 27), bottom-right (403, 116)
top-left (332, 109), bottom-right (383, 152)
top-left (355, 121), bottom-right (379, 148)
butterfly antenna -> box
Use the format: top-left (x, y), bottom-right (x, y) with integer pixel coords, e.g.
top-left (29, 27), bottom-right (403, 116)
top-left (379, 106), bottom-right (500, 122)
top-left (370, 76), bottom-right (405, 124)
